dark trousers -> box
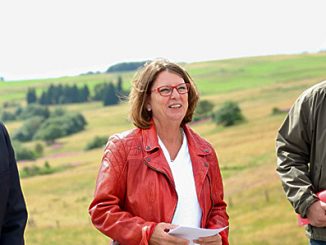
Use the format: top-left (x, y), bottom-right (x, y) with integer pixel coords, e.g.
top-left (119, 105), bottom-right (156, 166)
top-left (310, 239), bottom-right (326, 245)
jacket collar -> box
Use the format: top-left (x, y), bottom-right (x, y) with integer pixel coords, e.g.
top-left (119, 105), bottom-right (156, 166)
top-left (141, 122), bottom-right (160, 153)
top-left (141, 122), bottom-right (212, 199)
top-left (183, 124), bottom-right (212, 156)
top-left (141, 122), bottom-right (211, 156)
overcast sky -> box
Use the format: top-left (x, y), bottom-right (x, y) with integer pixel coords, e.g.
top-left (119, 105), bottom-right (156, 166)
top-left (1, 0), bottom-right (326, 81)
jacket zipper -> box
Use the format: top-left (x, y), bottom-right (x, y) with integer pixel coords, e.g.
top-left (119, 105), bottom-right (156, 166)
top-left (143, 160), bottom-right (178, 223)
top-left (205, 174), bottom-right (214, 227)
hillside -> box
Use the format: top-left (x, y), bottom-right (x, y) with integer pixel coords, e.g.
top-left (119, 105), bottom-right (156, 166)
top-left (2, 52), bottom-right (326, 244)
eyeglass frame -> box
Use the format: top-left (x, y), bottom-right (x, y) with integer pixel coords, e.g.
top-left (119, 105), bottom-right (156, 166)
top-left (149, 83), bottom-right (190, 97)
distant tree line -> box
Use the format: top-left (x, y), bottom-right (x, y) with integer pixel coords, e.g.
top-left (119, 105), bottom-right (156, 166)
top-left (26, 76), bottom-right (125, 106)
top-left (106, 61), bottom-right (147, 73)
top-left (27, 84), bottom-right (90, 105)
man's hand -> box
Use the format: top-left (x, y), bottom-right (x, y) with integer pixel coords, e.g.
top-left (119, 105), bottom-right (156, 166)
top-left (307, 201), bottom-right (326, 227)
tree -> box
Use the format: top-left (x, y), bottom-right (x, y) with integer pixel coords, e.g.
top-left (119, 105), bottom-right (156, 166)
top-left (80, 85), bottom-right (90, 102)
top-left (103, 83), bottom-right (119, 106)
top-left (195, 100), bottom-right (214, 118)
top-left (117, 76), bottom-right (123, 93)
top-left (26, 87), bottom-right (37, 104)
top-left (39, 91), bottom-right (50, 105)
top-left (212, 101), bottom-right (245, 127)
top-left (47, 84), bottom-right (56, 104)
top-left (93, 83), bottom-right (108, 101)
top-left (71, 84), bottom-right (79, 103)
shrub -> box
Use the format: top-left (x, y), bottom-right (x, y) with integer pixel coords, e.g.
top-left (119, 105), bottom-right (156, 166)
top-left (0, 110), bottom-right (16, 121)
top-left (271, 107), bottom-right (289, 115)
top-left (33, 123), bottom-right (65, 144)
top-left (18, 104), bottom-right (50, 120)
top-left (213, 101), bottom-right (245, 127)
top-left (12, 141), bottom-right (36, 161)
top-left (85, 136), bottom-right (108, 150)
top-left (50, 107), bottom-right (66, 117)
top-left (20, 161), bottom-right (54, 178)
top-left (13, 116), bottom-right (45, 142)
top-left (34, 143), bottom-right (44, 157)
top-left (20, 161), bottom-right (72, 178)
top-left (195, 100), bottom-right (215, 118)
top-left (33, 112), bottom-right (87, 143)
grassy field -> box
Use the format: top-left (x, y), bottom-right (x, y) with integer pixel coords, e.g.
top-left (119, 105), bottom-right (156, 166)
top-left (2, 52), bottom-right (326, 244)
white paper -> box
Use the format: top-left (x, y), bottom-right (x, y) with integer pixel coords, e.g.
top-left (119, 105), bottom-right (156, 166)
top-left (168, 226), bottom-right (228, 244)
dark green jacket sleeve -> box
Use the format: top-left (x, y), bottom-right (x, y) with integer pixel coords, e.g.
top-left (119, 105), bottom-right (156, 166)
top-left (276, 93), bottom-right (317, 218)
top-left (0, 123), bottom-right (28, 245)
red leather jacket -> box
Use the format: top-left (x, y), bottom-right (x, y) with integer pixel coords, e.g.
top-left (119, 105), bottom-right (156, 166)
top-left (89, 123), bottom-right (229, 245)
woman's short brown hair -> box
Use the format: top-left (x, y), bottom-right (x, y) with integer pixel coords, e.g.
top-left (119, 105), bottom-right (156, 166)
top-left (129, 59), bottom-right (199, 129)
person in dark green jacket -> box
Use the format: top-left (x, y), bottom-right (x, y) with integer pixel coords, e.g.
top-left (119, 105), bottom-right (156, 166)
top-left (0, 122), bottom-right (27, 245)
top-left (276, 80), bottom-right (326, 244)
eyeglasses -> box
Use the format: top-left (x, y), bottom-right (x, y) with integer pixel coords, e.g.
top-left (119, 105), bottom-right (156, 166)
top-left (150, 83), bottom-right (190, 97)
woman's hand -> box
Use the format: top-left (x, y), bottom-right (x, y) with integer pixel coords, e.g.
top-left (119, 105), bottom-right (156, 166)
top-left (193, 234), bottom-right (222, 245)
top-left (149, 222), bottom-right (189, 245)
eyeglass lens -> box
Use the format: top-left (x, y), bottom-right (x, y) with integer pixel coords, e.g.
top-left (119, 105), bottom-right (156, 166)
top-left (158, 84), bottom-right (189, 96)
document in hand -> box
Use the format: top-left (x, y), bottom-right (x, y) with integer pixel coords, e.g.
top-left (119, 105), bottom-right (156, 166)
top-left (168, 226), bottom-right (228, 244)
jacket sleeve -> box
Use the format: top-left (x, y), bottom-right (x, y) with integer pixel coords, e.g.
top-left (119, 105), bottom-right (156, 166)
top-left (89, 135), bottom-right (156, 245)
top-left (0, 123), bottom-right (28, 245)
top-left (276, 93), bottom-right (317, 218)
top-left (206, 147), bottom-right (229, 245)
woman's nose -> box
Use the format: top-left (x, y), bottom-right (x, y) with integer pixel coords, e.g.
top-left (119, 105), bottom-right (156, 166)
top-left (170, 87), bottom-right (180, 98)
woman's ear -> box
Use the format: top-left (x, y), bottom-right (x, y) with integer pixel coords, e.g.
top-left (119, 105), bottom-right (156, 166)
top-left (145, 97), bottom-right (152, 111)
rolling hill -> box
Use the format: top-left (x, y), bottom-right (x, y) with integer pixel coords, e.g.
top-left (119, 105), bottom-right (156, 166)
top-left (2, 52), bottom-right (326, 244)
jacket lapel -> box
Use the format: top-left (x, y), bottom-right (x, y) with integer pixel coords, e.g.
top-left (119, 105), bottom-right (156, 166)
top-left (141, 124), bottom-right (175, 186)
top-left (184, 125), bottom-right (210, 200)
top-left (141, 123), bottom-right (211, 194)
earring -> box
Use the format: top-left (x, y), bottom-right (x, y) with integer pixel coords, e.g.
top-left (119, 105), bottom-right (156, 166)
top-left (147, 106), bottom-right (152, 111)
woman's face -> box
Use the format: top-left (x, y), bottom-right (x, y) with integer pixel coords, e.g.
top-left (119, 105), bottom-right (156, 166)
top-left (147, 70), bottom-right (189, 127)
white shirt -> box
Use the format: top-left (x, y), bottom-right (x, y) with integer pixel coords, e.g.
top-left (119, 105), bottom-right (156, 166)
top-left (158, 130), bottom-right (202, 227)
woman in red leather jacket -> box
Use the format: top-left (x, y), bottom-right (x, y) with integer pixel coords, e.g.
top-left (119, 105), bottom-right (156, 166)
top-left (89, 59), bottom-right (229, 245)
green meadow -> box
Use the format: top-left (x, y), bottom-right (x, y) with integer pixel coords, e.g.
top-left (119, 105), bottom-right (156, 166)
top-left (2, 52), bottom-right (326, 244)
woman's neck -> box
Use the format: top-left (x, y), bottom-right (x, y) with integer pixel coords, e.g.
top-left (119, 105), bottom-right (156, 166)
top-left (154, 119), bottom-right (182, 144)
top-left (154, 119), bottom-right (184, 162)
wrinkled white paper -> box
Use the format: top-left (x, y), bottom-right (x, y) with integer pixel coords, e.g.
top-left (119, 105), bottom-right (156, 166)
top-left (168, 226), bottom-right (228, 244)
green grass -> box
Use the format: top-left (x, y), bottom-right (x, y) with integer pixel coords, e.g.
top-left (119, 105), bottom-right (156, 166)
top-left (186, 53), bottom-right (326, 95)
top-left (3, 52), bottom-right (326, 244)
